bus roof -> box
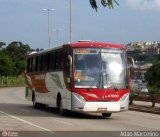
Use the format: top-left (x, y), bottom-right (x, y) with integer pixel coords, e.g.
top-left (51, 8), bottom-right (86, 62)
top-left (68, 41), bottom-right (124, 49)
top-left (27, 45), bottom-right (62, 57)
top-left (27, 41), bottom-right (124, 57)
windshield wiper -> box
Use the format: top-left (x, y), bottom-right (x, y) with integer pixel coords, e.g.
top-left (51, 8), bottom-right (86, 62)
top-left (103, 72), bottom-right (119, 91)
top-left (110, 83), bottom-right (119, 91)
top-left (113, 86), bottom-right (119, 91)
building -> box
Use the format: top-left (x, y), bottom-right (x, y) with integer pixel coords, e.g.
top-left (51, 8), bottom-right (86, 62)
top-left (146, 46), bottom-right (160, 56)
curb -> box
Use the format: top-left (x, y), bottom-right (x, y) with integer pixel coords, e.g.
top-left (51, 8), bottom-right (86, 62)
top-left (129, 105), bottom-right (160, 115)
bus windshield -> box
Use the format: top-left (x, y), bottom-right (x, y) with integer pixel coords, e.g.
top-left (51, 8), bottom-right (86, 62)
top-left (73, 48), bottom-right (127, 89)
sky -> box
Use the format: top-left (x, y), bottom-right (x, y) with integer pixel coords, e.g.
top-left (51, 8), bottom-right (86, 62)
top-left (0, 0), bottom-right (160, 49)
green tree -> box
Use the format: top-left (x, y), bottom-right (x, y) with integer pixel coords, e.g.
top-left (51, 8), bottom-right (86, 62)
top-left (89, 0), bottom-right (119, 11)
top-left (127, 49), bottom-right (149, 62)
top-left (0, 51), bottom-right (14, 76)
top-left (0, 42), bottom-right (6, 49)
top-left (5, 41), bottom-right (30, 61)
top-left (14, 60), bottom-right (26, 75)
top-left (145, 56), bottom-right (160, 93)
top-left (4, 41), bottom-right (31, 75)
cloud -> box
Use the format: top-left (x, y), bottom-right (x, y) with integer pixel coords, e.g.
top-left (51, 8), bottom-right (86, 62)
top-left (125, 0), bottom-right (160, 10)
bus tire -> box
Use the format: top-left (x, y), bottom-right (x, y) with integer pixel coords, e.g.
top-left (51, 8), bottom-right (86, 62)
top-left (32, 92), bottom-right (40, 109)
top-left (57, 95), bottom-right (66, 116)
top-left (102, 113), bottom-right (112, 118)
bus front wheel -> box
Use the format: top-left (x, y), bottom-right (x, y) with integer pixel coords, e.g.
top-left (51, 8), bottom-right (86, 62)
top-left (102, 113), bottom-right (112, 118)
top-left (57, 97), bottom-right (66, 116)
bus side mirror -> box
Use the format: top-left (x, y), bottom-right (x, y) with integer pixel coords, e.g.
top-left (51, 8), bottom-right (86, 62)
top-left (127, 56), bottom-right (135, 69)
top-left (68, 55), bottom-right (72, 77)
top-left (127, 56), bottom-right (135, 79)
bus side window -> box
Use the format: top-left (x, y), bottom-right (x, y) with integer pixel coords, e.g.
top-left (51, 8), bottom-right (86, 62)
top-left (32, 57), bottom-right (36, 72)
top-left (55, 50), bottom-right (62, 70)
top-left (35, 56), bottom-right (38, 72)
top-left (63, 47), bottom-right (71, 88)
top-left (46, 53), bottom-right (50, 70)
top-left (30, 58), bottom-right (33, 72)
top-left (37, 55), bottom-right (43, 71)
top-left (42, 54), bottom-right (46, 71)
top-left (48, 52), bottom-right (55, 71)
top-left (27, 58), bottom-right (31, 72)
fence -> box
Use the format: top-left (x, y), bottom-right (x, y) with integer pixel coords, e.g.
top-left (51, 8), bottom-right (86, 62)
top-left (0, 76), bottom-right (25, 87)
top-left (130, 92), bottom-right (160, 107)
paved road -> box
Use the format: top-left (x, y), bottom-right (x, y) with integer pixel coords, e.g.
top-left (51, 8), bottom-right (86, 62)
top-left (0, 87), bottom-right (160, 137)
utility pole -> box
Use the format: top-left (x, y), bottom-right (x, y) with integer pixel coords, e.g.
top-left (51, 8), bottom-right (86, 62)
top-left (43, 8), bottom-right (54, 48)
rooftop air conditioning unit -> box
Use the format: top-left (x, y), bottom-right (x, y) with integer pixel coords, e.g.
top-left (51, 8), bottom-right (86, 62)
top-left (78, 40), bottom-right (92, 42)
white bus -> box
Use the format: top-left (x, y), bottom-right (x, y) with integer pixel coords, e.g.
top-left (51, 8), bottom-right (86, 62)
top-left (24, 41), bottom-right (130, 118)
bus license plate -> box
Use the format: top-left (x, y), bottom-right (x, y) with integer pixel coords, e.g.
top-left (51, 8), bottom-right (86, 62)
top-left (97, 108), bottom-right (107, 112)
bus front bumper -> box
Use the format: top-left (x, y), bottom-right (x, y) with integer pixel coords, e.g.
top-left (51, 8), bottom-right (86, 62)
top-left (75, 102), bottom-right (121, 113)
top-left (71, 93), bottom-right (129, 113)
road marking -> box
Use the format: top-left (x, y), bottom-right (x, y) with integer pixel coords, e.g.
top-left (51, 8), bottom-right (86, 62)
top-left (54, 119), bottom-right (73, 126)
top-left (0, 110), bottom-right (55, 133)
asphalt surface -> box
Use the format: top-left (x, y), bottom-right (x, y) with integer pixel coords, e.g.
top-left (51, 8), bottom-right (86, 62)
top-left (0, 87), bottom-right (160, 137)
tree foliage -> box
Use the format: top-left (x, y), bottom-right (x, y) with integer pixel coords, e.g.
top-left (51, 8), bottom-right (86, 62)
top-left (0, 41), bottom-right (31, 76)
top-left (127, 50), bottom-right (160, 63)
top-left (145, 55), bottom-right (160, 93)
top-left (0, 42), bottom-right (6, 48)
top-left (0, 51), bottom-right (14, 76)
top-left (89, 0), bottom-right (119, 11)
top-left (5, 41), bottom-right (30, 60)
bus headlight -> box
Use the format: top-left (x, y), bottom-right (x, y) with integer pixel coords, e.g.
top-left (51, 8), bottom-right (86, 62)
top-left (119, 93), bottom-right (129, 102)
top-left (73, 93), bottom-right (86, 102)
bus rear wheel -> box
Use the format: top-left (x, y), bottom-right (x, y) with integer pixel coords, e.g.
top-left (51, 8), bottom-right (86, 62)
top-left (102, 113), bottom-right (112, 118)
top-left (32, 92), bottom-right (40, 109)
